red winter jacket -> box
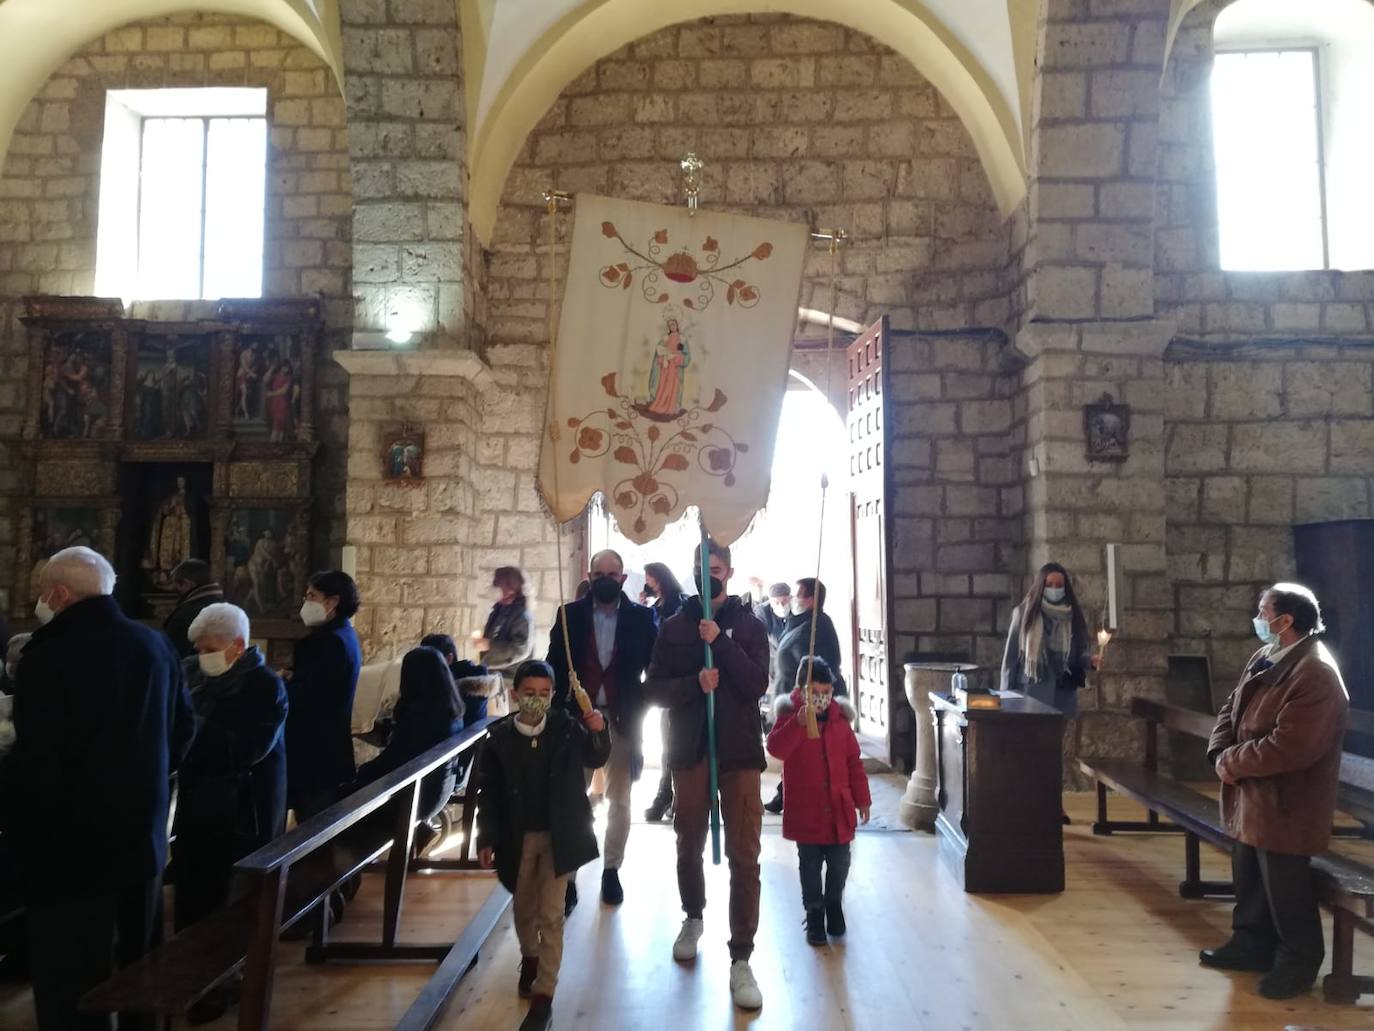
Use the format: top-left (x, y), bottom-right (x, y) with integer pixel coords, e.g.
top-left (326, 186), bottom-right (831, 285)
top-left (766, 690), bottom-right (872, 845)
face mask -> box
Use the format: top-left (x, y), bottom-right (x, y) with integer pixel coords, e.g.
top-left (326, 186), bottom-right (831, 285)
top-left (34, 597), bottom-right (54, 625)
top-left (642, 585), bottom-right (658, 599)
top-left (808, 692), bottom-right (832, 711)
top-left (517, 693), bottom-right (551, 719)
top-left (1253, 616), bottom-right (1281, 645)
top-left (694, 574), bottom-right (724, 600)
top-left (791, 599), bottom-right (807, 616)
top-left (300, 600), bottom-right (329, 626)
top-left (4, 663), bottom-right (14, 680)
top-left (492, 587), bottom-right (506, 602)
top-left (198, 650), bottom-right (232, 678)
top-left (771, 600), bottom-right (789, 617)
top-left (590, 577), bottom-right (621, 604)
top-left (1044, 587), bottom-right (1066, 604)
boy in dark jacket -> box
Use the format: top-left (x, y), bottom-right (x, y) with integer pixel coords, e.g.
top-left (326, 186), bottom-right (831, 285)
top-left (476, 660), bottom-right (610, 1031)
top-left (643, 538), bottom-right (769, 1012)
top-left (766, 656), bottom-right (871, 946)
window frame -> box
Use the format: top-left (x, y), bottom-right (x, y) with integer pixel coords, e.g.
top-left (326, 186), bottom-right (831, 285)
top-left (1211, 44), bottom-right (1332, 271)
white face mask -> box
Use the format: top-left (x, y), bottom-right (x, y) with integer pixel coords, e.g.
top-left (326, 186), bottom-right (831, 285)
top-left (300, 600), bottom-right (329, 626)
top-left (198, 650), bottom-right (232, 678)
top-left (791, 599), bottom-right (806, 616)
top-left (34, 597), bottom-right (54, 625)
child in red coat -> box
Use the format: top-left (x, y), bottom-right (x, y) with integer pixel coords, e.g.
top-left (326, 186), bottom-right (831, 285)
top-left (766, 656), bottom-right (871, 945)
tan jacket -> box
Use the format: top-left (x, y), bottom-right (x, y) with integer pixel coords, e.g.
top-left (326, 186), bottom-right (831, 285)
top-left (1207, 637), bottom-right (1348, 856)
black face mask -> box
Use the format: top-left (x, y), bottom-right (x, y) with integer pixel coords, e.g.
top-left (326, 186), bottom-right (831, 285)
top-left (694, 574), bottom-right (725, 600)
top-left (590, 577), bottom-right (622, 604)
top-left (642, 585), bottom-right (657, 599)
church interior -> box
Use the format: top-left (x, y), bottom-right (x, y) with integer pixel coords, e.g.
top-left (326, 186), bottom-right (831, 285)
top-left (2, 0), bottom-right (1374, 1027)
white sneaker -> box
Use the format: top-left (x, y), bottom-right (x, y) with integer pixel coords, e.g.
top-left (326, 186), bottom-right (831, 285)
top-left (672, 917), bottom-right (704, 961)
top-left (729, 960), bottom-right (763, 1010)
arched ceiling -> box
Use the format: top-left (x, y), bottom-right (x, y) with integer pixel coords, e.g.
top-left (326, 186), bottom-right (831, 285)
top-left (0, 0), bottom-right (341, 171)
top-left (461, 0), bottom-right (1035, 245)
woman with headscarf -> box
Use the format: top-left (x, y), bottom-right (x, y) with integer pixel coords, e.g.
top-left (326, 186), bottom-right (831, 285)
top-left (642, 562), bottom-right (689, 822)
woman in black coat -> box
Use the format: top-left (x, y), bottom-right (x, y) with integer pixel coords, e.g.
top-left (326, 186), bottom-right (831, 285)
top-left (285, 570), bottom-right (363, 819)
top-left (355, 646), bottom-right (464, 823)
top-left (642, 562), bottom-right (689, 822)
top-left (421, 632), bottom-right (491, 728)
top-left (174, 602), bottom-right (288, 931)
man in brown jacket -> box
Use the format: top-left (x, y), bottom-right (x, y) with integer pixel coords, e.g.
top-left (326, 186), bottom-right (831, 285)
top-left (644, 537), bottom-right (769, 1012)
top-left (1202, 582), bottom-right (1348, 1000)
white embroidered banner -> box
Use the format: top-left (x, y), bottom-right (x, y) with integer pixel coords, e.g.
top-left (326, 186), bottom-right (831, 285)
top-left (538, 194), bottom-right (808, 546)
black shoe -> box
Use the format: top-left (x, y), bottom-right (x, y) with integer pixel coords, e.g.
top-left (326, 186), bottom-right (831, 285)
top-left (601, 868), bottom-right (624, 906)
top-left (825, 901), bottom-right (846, 937)
top-left (520, 993), bottom-right (553, 1031)
top-left (805, 907), bottom-right (827, 946)
top-left (518, 957), bottom-right (538, 998)
top-left (1199, 939), bottom-right (1274, 972)
top-left (564, 880), bottom-right (578, 916)
top-left (764, 787), bottom-right (783, 815)
top-left (1257, 964), bottom-right (1318, 1000)
top-left (645, 793), bottom-right (673, 822)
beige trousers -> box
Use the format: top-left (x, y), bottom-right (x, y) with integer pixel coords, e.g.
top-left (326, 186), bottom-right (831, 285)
top-left (512, 831), bottom-right (567, 997)
top-left (583, 721), bottom-right (633, 869)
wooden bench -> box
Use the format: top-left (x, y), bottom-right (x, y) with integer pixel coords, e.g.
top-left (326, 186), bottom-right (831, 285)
top-left (81, 717), bottom-right (508, 1030)
top-left (1080, 697), bottom-right (1374, 1004)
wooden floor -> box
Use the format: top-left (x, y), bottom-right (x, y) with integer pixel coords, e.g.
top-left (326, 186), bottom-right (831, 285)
top-left (5, 772), bottom-right (1374, 1030)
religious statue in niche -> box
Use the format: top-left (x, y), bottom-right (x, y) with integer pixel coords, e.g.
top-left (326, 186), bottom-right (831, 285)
top-left (40, 332), bottom-right (112, 439)
top-left (31, 506), bottom-right (100, 596)
top-left (133, 338), bottom-right (210, 439)
top-left (226, 508), bottom-right (298, 617)
top-left (144, 477), bottom-right (194, 590)
top-left (232, 334), bottom-right (302, 441)
top-left (1084, 393), bottom-right (1130, 463)
top-left (381, 424), bottom-right (425, 483)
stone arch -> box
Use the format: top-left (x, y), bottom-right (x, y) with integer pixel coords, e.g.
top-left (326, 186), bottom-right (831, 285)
top-left (467, 0), bottom-right (1028, 245)
top-left (0, 0), bottom-right (341, 171)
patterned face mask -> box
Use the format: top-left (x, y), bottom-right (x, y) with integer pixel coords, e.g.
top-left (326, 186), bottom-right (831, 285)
top-left (808, 692), bottom-right (832, 712)
top-left (517, 693), bottom-right (551, 719)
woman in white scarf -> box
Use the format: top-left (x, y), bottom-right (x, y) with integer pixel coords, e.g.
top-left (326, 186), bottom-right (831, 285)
top-left (1000, 563), bottom-right (1097, 717)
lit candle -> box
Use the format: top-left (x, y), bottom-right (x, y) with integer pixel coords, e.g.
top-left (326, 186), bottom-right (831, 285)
top-left (1097, 628), bottom-right (1113, 661)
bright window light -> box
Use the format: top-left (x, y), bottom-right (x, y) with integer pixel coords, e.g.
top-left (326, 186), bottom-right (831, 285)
top-left (96, 89), bottom-right (267, 301)
top-left (1211, 50), bottom-right (1328, 271)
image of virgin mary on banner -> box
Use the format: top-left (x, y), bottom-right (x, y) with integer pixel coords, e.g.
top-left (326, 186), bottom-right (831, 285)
top-left (538, 194), bottom-right (809, 545)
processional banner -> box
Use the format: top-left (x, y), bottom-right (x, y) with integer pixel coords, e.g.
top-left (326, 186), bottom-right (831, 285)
top-left (538, 194), bottom-right (809, 545)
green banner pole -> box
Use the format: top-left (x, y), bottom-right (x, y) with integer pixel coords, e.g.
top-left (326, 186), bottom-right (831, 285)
top-left (700, 518), bottom-right (722, 866)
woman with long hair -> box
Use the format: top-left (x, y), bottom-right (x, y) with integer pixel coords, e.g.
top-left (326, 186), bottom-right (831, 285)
top-left (643, 561), bottom-right (690, 823)
top-left (1000, 562), bottom-right (1098, 715)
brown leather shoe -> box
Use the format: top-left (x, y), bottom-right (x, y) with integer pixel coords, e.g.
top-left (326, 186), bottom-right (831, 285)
top-left (517, 957), bottom-right (538, 998)
top-left (520, 994), bottom-right (552, 1031)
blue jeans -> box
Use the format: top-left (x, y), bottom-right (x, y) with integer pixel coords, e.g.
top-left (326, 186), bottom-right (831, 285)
top-left (797, 842), bottom-right (851, 910)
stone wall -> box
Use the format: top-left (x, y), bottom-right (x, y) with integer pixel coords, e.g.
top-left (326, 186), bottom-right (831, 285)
top-left (1164, 341), bottom-right (1374, 692)
top-left (336, 354), bottom-right (488, 659)
top-left (888, 331), bottom-right (1022, 671)
top-left (0, 12), bottom-right (355, 580)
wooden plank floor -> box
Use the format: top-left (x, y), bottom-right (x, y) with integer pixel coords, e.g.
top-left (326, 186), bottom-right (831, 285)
top-left (4, 772), bottom-right (1374, 1029)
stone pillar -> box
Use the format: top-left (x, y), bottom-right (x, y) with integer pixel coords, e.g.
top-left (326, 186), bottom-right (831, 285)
top-left (334, 349), bottom-right (495, 658)
top-left (339, 0), bottom-right (471, 346)
top-left (1016, 0), bottom-right (1175, 770)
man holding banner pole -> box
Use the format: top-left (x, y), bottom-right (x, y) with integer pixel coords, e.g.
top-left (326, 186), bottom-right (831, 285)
top-left (645, 536), bottom-right (769, 1011)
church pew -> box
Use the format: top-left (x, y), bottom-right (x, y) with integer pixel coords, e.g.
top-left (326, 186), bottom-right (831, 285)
top-left (1079, 698), bottom-right (1374, 1003)
top-left (80, 717), bottom-right (505, 1030)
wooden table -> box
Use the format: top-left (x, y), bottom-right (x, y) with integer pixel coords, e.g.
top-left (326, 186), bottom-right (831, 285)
top-left (931, 690), bottom-right (1065, 893)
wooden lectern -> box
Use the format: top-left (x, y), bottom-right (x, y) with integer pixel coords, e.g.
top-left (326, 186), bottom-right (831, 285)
top-left (930, 691), bottom-right (1065, 893)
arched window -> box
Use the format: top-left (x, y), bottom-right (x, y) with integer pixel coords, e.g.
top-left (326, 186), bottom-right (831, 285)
top-left (1211, 0), bottom-right (1374, 271)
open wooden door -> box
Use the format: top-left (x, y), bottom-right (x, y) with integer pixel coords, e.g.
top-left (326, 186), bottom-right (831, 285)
top-left (847, 317), bottom-right (896, 766)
